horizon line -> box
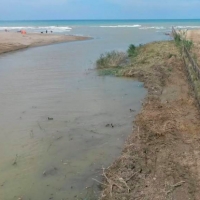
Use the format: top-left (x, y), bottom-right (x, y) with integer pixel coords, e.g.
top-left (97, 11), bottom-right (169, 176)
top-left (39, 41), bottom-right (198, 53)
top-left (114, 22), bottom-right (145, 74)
top-left (1, 18), bottom-right (200, 21)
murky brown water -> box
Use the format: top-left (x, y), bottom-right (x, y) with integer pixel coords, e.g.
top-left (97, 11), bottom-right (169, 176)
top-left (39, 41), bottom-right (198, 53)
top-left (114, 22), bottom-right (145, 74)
top-left (0, 39), bottom-right (146, 200)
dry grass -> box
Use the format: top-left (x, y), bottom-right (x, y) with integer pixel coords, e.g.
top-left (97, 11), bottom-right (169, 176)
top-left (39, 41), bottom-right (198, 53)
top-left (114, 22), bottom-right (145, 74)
top-left (97, 41), bottom-right (179, 94)
top-left (96, 51), bottom-right (127, 69)
top-left (98, 41), bottom-right (200, 200)
top-left (121, 41), bottom-right (178, 93)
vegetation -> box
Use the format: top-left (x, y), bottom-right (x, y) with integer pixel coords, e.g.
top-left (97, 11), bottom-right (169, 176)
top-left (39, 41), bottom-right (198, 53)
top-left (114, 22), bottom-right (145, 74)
top-left (96, 41), bottom-right (180, 99)
top-left (174, 34), bottom-right (181, 46)
top-left (96, 41), bottom-right (177, 92)
top-left (127, 44), bottom-right (137, 57)
top-left (96, 51), bottom-right (127, 69)
top-left (98, 40), bottom-right (199, 200)
top-left (96, 44), bottom-right (140, 73)
top-left (96, 44), bottom-right (142, 76)
top-left (96, 34), bottom-right (200, 200)
top-left (174, 30), bottom-right (193, 51)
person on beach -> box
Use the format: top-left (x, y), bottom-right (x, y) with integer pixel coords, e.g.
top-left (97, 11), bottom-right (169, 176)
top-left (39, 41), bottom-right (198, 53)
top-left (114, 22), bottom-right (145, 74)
top-left (21, 30), bottom-right (26, 35)
top-left (46, 30), bottom-right (48, 34)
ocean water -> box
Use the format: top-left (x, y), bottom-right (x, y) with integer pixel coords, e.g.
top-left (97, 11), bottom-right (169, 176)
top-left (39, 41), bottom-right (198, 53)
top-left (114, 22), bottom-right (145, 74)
top-left (1, 19), bottom-right (200, 34)
top-left (0, 19), bottom-right (195, 200)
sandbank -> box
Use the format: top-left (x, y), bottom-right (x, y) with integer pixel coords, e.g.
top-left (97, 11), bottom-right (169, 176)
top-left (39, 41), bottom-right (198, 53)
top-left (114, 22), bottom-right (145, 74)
top-left (0, 32), bottom-right (90, 54)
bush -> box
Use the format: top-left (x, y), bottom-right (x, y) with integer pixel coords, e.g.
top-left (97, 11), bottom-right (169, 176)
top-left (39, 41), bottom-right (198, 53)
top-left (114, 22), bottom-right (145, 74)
top-left (174, 31), bottom-right (193, 51)
top-left (183, 39), bottom-right (193, 51)
top-left (174, 34), bottom-right (181, 43)
top-left (127, 44), bottom-right (137, 57)
top-left (96, 51), bottom-right (127, 69)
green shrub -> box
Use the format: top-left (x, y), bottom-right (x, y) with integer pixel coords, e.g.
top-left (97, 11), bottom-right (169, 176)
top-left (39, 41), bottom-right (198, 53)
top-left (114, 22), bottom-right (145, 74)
top-left (174, 31), bottom-right (193, 51)
top-left (127, 44), bottom-right (137, 57)
top-left (183, 39), bottom-right (193, 51)
top-left (174, 34), bottom-right (181, 43)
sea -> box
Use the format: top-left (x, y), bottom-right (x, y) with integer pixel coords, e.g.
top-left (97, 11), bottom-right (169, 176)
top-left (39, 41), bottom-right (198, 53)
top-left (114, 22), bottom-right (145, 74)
top-left (1, 19), bottom-right (200, 33)
top-left (0, 19), bottom-right (198, 200)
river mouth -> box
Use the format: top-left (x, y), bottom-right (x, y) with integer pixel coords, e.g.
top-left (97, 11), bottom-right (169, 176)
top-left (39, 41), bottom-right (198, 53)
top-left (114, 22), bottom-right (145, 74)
top-left (0, 42), bottom-right (146, 200)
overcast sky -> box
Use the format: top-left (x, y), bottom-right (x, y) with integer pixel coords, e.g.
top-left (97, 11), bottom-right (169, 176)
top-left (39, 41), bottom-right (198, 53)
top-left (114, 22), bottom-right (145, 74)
top-left (1, 0), bottom-right (200, 20)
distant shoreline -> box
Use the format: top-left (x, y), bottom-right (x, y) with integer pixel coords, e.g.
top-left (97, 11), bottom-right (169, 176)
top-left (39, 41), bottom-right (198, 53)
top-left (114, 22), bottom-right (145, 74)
top-left (0, 32), bottom-right (91, 55)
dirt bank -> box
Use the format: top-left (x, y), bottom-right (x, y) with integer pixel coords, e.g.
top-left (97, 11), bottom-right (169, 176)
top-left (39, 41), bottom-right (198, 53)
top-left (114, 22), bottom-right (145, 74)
top-left (98, 41), bottom-right (200, 200)
top-left (0, 32), bottom-right (90, 54)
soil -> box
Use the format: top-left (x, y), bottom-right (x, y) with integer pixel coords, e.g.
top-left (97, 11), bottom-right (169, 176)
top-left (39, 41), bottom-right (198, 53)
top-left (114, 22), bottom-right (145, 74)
top-left (99, 41), bottom-right (200, 200)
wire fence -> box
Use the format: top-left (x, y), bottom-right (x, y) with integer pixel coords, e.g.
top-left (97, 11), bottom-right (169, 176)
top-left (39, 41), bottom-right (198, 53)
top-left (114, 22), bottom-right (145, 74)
top-left (172, 27), bottom-right (200, 107)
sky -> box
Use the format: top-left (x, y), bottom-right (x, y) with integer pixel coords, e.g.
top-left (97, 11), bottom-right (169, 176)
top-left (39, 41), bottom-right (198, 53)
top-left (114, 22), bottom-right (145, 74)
top-left (1, 0), bottom-right (200, 20)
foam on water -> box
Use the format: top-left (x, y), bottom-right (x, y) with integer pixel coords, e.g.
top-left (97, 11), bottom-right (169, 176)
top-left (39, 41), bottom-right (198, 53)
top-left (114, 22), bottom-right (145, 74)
top-left (0, 26), bottom-right (72, 33)
top-left (99, 24), bottom-right (141, 28)
top-left (174, 26), bottom-right (200, 29)
top-left (1, 20), bottom-right (200, 34)
top-left (139, 26), bottom-right (166, 30)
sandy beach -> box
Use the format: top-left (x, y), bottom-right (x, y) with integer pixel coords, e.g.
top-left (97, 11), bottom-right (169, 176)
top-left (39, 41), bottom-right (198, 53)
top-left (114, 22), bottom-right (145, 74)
top-left (187, 29), bottom-right (200, 43)
top-left (186, 30), bottom-right (200, 66)
top-left (0, 32), bottom-right (90, 54)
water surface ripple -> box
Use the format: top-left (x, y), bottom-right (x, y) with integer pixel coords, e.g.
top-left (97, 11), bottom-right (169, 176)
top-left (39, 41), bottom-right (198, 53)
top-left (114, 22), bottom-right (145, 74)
top-left (0, 26), bottom-right (169, 199)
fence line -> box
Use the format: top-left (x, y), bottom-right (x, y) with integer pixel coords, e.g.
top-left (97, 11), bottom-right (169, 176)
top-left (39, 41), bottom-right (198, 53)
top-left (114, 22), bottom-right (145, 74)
top-left (172, 27), bottom-right (200, 107)
top-left (183, 46), bottom-right (200, 79)
top-left (172, 27), bottom-right (177, 38)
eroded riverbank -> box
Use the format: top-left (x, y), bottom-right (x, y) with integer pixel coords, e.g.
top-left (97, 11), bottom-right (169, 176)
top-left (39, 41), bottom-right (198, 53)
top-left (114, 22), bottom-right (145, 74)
top-left (98, 41), bottom-right (200, 200)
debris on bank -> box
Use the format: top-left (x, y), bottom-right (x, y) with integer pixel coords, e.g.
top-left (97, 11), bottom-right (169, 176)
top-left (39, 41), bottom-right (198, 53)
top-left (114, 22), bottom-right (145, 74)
top-left (97, 41), bottom-right (200, 200)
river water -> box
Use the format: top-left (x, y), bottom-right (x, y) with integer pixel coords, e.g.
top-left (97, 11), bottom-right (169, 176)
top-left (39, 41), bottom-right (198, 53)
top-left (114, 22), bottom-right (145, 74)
top-left (0, 21), bottom-right (170, 200)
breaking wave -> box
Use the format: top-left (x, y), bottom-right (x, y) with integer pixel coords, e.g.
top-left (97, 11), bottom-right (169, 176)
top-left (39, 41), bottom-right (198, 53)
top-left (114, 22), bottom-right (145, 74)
top-left (174, 26), bottom-right (200, 29)
top-left (99, 24), bottom-right (141, 28)
top-left (0, 26), bottom-right (72, 33)
top-left (139, 26), bottom-right (166, 30)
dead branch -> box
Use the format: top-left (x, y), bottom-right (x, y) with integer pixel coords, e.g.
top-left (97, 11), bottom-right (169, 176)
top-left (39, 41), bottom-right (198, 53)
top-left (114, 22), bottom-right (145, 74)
top-left (166, 181), bottom-right (185, 195)
top-left (117, 175), bottom-right (130, 193)
top-left (126, 170), bottom-right (140, 182)
top-left (102, 168), bottom-right (123, 197)
top-left (92, 178), bottom-right (108, 187)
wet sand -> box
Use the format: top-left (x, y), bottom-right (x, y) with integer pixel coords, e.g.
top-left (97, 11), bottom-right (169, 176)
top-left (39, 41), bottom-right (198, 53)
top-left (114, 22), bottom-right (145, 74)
top-left (0, 32), bottom-right (90, 54)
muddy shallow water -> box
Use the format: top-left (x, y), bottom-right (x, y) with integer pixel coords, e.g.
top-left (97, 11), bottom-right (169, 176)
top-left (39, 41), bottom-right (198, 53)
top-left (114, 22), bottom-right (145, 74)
top-left (0, 21), bottom-right (172, 198)
top-left (0, 39), bottom-right (147, 200)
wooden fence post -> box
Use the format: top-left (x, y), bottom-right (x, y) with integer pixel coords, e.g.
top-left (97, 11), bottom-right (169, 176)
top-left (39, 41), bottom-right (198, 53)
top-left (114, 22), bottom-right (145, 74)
top-left (172, 27), bottom-right (200, 108)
